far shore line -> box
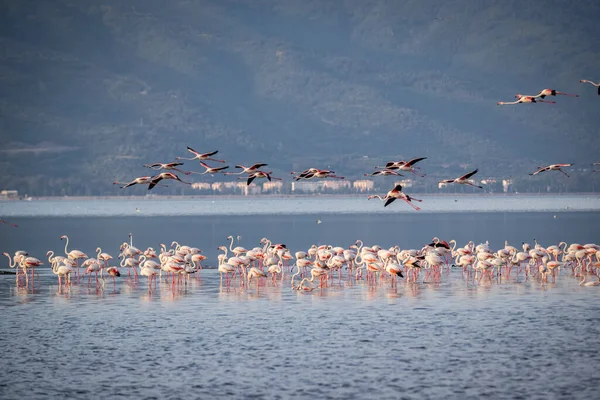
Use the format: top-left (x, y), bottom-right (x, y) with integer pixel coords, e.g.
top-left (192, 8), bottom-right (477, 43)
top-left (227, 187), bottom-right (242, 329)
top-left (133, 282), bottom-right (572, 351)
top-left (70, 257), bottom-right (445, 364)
top-left (2, 192), bottom-right (599, 201)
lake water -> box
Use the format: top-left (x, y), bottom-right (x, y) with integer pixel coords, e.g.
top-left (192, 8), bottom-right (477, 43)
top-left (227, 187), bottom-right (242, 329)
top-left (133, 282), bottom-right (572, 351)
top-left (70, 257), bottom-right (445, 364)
top-left (1, 196), bottom-right (600, 399)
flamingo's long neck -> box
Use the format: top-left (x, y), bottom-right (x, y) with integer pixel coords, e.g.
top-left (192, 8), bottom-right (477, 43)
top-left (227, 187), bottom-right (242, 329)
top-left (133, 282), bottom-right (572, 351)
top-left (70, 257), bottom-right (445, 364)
top-left (64, 236), bottom-right (70, 256)
top-left (229, 237), bottom-right (235, 252)
top-left (130, 234), bottom-right (133, 247)
top-left (96, 248), bottom-right (101, 260)
top-left (47, 251), bottom-right (55, 263)
top-left (262, 240), bottom-right (271, 254)
top-left (4, 254), bottom-right (15, 268)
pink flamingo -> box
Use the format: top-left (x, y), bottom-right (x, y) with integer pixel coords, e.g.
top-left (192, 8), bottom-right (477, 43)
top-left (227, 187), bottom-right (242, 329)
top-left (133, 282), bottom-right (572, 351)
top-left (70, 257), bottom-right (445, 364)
top-left (534, 88), bottom-right (579, 99)
top-left (148, 172), bottom-right (191, 190)
top-left (188, 161), bottom-right (229, 175)
top-left (376, 157), bottom-right (427, 177)
top-left (143, 162), bottom-right (191, 175)
top-left (580, 80), bottom-right (600, 95)
top-left (114, 176), bottom-right (169, 189)
top-left (239, 171), bottom-right (281, 185)
top-left (529, 163), bottom-right (573, 177)
top-left (497, 96), bottom-right (555, 105)
top-left (368, 184), bottom-right (422, 210)
top-left (224, 163), bottom-right (268, 175)
top-left (439, 169), bottom-right (483, 189)
top-left (364, 169), bottom-right (404, 177)
top-left (61, 235), bottom-right (87, 280)
top-left (0, 218), bottom-right (18, 227)
top-left (176, 147), bottom-right (225, 163)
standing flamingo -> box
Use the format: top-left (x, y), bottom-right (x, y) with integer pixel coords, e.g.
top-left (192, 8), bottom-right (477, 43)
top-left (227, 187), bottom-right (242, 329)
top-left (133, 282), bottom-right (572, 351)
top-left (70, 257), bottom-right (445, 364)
top-left (60, 235), bottom-right (87, 280)
top-left (439, 169), bottom-right (483, 189)
top-left (579, 80), bottom-right (600, 95)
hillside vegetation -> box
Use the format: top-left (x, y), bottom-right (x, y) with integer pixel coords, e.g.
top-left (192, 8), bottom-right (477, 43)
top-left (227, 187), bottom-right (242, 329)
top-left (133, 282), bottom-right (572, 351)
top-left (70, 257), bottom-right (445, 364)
top-left (1, 0), bottom-right (599, 195)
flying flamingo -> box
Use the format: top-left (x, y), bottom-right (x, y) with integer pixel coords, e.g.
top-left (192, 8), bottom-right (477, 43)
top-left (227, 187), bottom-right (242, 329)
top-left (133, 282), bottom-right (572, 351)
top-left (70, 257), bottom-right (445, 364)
top-left (579, 80), bottom-right (600, 95)
top-left (533, 88), bottom-right (579, 99)
top-left (223, 163), bottom-right (268, 175)
top-left (291, 168), bottom-right (319, 179)
top-left (364, 169), bottom-right (404, 177)
top-left (439, 169), bottom-right (483, 189)
top-left (529, 164), bottom-right (573, 177)
top-left (188, 161), bottom-right (229, 175)
top-left (0, 219), bottom-right (18, 227)
top-left (239, 171), bottom-right (281, 185)
top-left (143, 162), bottom-right (191, 175)
top-left (376, 157), bottom-right (427, 177)
top-left (148, 172), bottom-right (191, 190)
top-left (176, 147), bottom-right (225, 163)
top-left (497, 96), bottom-right (555, 105)
top-left (293, 169), bottom-right (344, 180)
top-left (113, 176), bottom-right (169, 189)
top-left (368, 184), bottom-right (422, 210)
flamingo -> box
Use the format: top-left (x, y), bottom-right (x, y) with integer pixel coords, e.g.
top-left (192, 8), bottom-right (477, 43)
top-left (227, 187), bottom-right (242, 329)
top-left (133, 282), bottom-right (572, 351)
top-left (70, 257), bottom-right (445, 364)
top-left (239, 171), bottom-right (281, 185)
top-left (294, 169), bottom-right (344, 180)
top-left (578, 273), bottom-right (600, 287)
top-left (579, 80), bottom-right (600, 95)
top-left (224, 163), bottom-right (268, 175)
top-left (0, 218), bottom-right (18, 227)
top-left (176, 147), bottom-right (225, 163)
top-left (188, 161), bottom-right (229, 175)
top-left (376, 157), bottom-right (427, 177)
top-left (227, 236), bottom-right (248, 257)
top-left (439, 169), bottom-right (483, 189)
top-left (18, 256), bottom-right (44, 286)
top-left (114, 176), bottom-right (168, 189)
top-left (529, 164), bottom-right (573, 177)
top-left (368, 184), bottom-right (422, 210)
top-left (52, 260), bottom-right (74, 286)
top-left (533, 88), bottom-right (579, 99)
top-left (60, 235), bottom-right (87, 278)
top-left (364, 169), bottom-right (404, 177)
top-left (291, 168), bottom-right (319, 179)
top-left (143, 162), bottom-right (191, 175)
top-left (497, 96), bottom-right (555, 105)
top-left (148, 172), bottom-right (191, 190)
top-left (593, 162), bottom-right (600, 173)
top-left (105, 266), bottom-right (121, 286)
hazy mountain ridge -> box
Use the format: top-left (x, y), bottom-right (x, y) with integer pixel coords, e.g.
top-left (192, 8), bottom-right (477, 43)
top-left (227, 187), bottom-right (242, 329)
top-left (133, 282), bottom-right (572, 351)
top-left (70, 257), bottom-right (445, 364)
top-left (1, 0), bottom-right (599, 195)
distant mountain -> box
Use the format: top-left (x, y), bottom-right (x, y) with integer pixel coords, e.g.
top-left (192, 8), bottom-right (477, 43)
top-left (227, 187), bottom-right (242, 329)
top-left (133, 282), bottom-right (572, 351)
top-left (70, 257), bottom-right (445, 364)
top-left (1, 0), bottom-right (599, 195)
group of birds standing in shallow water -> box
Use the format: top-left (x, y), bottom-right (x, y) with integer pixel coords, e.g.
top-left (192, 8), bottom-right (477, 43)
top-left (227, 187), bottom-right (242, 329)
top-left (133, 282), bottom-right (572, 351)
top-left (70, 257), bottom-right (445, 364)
top-left (4, 234), bottom-right (600, 295)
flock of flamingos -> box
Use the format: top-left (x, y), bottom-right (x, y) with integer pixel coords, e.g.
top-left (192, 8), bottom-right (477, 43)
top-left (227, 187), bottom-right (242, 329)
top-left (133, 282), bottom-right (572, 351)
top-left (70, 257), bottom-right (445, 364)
top-left (3, 233), bottom-right (600, 294)
top-left (105, 79), bottom-right (600, 212)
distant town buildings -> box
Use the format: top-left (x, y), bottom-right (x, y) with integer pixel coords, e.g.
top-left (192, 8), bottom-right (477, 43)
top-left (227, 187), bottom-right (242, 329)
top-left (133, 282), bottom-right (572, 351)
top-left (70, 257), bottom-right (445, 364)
top-left (0, 190), bottom-right (18, 200)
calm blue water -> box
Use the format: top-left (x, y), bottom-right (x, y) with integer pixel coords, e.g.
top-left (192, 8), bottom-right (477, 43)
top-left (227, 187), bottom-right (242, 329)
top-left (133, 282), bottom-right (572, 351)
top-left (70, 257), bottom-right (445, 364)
top-left (1, 197), bottom-right (599, 399)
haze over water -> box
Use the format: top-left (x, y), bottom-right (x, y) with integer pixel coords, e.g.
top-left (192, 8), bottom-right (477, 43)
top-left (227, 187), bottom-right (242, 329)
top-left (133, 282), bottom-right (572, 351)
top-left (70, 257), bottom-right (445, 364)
top-left (1, 196), bottom-right (600, 399)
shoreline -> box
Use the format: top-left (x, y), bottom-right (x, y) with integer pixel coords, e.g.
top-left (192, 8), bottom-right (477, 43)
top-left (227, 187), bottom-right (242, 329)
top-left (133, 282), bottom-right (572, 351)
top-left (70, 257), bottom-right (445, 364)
top-left (2, 192), bottom-right (599, 201)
